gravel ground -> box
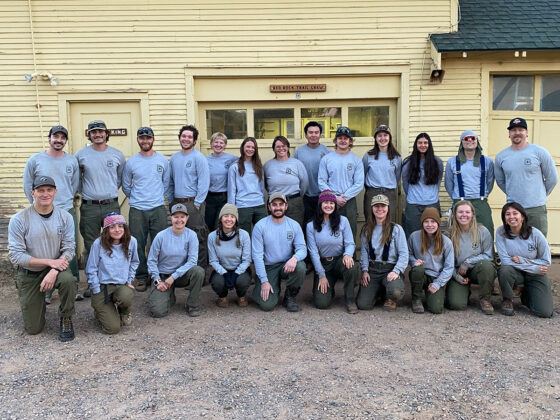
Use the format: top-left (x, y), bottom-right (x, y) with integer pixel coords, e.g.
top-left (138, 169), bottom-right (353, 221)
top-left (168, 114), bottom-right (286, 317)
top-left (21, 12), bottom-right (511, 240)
top-left (1, 261), bottom-right (560, 420)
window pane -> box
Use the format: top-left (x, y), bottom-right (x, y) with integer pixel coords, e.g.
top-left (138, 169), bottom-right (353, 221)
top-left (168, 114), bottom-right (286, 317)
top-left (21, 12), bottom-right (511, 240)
top-left (254, 109), bottom-right (294, 139)
top-left (492, 76), bottom-right (534, 111)
top-left (348, 106), bottom-right (389, 137)
top-left (301, 107), bottom-right (341, 138)
top-left (541, 75), bottom-right (560, 112)
top-left (206, 109), bottom-right (247, 139)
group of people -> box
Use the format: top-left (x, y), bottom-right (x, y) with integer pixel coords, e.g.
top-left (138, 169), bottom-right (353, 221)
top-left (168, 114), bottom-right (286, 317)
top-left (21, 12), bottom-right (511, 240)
top-left (7, 116), bottom-right (557, 342)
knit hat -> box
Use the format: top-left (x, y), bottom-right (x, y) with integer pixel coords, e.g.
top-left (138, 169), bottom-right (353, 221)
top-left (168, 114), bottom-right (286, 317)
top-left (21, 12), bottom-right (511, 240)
top-left (370, 194), bottom-right (390, 207)
top-left (219, 203), bottom-right (239, 220)
top-left (318, 190), bottom-right (337, 204)
top-left (457, 129), bottom-right (483, 167)
top-left (103, 212), bottom-right (126, 229)
top-left (421, 207), bottom-right (440, 226)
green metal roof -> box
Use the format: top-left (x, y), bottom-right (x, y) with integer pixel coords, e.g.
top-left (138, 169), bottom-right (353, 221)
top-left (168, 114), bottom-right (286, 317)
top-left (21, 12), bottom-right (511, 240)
top-left (431, 0), bottom-right (560, 52)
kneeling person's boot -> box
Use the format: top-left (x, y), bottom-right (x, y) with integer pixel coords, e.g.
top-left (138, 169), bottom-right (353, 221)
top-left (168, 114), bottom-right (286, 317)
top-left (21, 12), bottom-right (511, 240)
top-left (283, 287), bottom-right (301, 312)
top-left (59, 316), bottom-right (75, 342)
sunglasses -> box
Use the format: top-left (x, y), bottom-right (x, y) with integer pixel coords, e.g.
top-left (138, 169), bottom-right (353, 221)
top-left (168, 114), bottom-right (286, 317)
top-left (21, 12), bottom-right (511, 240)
top-left (462, 136), bottom-right (477, 141)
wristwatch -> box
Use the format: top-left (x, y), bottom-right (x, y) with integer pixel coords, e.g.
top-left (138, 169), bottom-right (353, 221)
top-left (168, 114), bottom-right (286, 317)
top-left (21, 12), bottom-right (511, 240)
top-left (153, 279), bottom-right (161, 287)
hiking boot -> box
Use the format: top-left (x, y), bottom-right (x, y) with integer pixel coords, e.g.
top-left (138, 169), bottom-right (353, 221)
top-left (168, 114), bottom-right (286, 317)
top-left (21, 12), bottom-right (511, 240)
top-left (283, 287), bottom-right (301, 312)
top-left (383, 299), bottom-right (397, 312)
top-left (492, 279), bottom-right (501, 296)
top-left (133, 279), bottom-right (147, 292)
top-left (59, 316), bottom-right (75, 342)
top-left (120, 313), bottom-right (132, 326)
top-left (345, 300), bottom-right (358, 314)
top-left (216, 297), bottom-right (229, 308)
top-left (513, 286), bottom-right (524, 298)
top-left (501, 299), bottom-right (515, 316)
top-left (480, 297), bottom-right (494, 315)
top-left (238, 296), bottom-right (249, 307)
top-left (75, 291), bottom-right (84, 301)
top-left (83, 287), bottom-right (92, 298)
top-left (186, 305), bottom-right (200, 317)
top-left (412, 299), bottom-right (424, 314)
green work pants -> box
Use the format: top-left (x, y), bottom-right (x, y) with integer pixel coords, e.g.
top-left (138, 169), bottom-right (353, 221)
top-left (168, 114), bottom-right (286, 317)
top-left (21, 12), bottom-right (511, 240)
top-left (178, 200), bottom-right (209, 269)
top-left (498, 265), bottom-right (553, 318)
top-left (445, 260), bottom-right (496, 310)
top-left (312, 256), bottom-right (358, 309)
top-left (91, 284), bottom-right (134, 334)
top-left (238, 204), bottom-right (267, 236)
top-left (303, 195), bottom-right (319, 225)
top-left (252, 261), bottom-right (306, 311)
top-left (339, 197), bottom-right (358, 240)
top-left (403, 202), bottom-right (440, 239)
top-left (524, 205), bottom-right (548, 238)
top-left (149, 266), bottom-right (205, 318)
top-left (80, 200), bottom-right (120, 266)
top-left (16, 268), bottom-right (75, 335)
top-left (409, 266), bottom-right (446, 314)
top-left (204, 191), bottom-right (228, 232)
top-left (210, 270), bottom-right (252, 298)
top-left (364, 187), bottom-right (398, 224)
top-left (453, 198), bottom-right (494, 241)
top-left (286, 195), bottom-right (305, 232)
top-left (356, 262), bottom-right (405, 310)
top-left (129, 205), bottom-right (168, 281)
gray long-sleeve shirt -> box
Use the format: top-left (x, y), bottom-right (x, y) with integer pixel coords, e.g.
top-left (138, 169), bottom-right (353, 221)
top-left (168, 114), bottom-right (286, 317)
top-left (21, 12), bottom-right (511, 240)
top-left (496, 225), bottom-right (551, 274)
top-left (122, 152), bottom-right (170, 211)
top-left (168, 149), bottom-right (210, 206)
top-left (23, 151), bottom-right (79, 211)
top-left (8, 206), bottom-right (75, 270)
top-left (75, 145), bottom-right (126, 200)
top-left (306, 216), bottom-right (355, 278)
top-left (85, 237), bottom-right (139, 294)
top-left (362, 152), bottom-right (402, 189)
top-left (402, 157), bottom-right (443, 205)
top-left (407, 230), bottom-right (454, 290)
top-left (360, 224), bottom-right (409, 274)
top-left (207, 153), bottom-right (237, 193)
top-left (264, 158), bottom-right (309, 196)
top-left (227, 161), bottom-right (265, 208)
top-left (147, 227), bottom-right (199, 281)
top-left (444, 156), bottom-right (495, 200)
top-left (494, 143), bottom-right (558, 208)
top-left (451, 225), bottom-right (494, 282)
top-left (293, 144), bottom-right (331, 196)
top-left (208, 229), bottom-right (252, 275)
top-left (318, 151), bottom-right (364, 199)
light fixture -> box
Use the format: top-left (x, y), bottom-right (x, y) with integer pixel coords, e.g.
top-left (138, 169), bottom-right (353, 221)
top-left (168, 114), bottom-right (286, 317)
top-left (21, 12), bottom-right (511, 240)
top-left (24, 71), bottom-right (59, 85)
top-left (462, 51), bottom-right (468, 58)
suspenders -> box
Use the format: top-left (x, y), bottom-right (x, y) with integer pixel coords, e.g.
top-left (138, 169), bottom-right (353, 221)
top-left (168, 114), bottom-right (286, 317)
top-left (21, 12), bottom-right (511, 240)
top-left (455, 155), bottom-right (486, 200)
top-left (369, 223), bottom-right (395, 263)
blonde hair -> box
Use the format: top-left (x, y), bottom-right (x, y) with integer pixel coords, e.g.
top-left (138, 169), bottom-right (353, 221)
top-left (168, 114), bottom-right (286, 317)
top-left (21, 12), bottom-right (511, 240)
top-left (448, 201), bottom-right (479, 257)
top-left (210, 132), bottom-right (228, 144)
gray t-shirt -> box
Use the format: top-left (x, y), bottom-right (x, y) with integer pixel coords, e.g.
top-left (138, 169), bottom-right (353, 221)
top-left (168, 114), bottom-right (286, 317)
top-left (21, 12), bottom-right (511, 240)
top-left (294, 144), bottom-right (331, 196)
top-left (122, 152), bottom-right (170, 211)
top-left (75, 145), bottom-right (126, 200)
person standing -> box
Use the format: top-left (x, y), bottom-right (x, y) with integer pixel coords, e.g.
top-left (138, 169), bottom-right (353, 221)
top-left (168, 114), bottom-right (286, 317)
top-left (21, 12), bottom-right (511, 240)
top-left (318, 126), bottom-right (364, 239)
top-left (122, 126), bottom-right (170, 292)
top-left (206, 132), bottom-right (237, 231)
top-left (8, 176), bottom-right (76, 341)
top-left (362, 125), bottom-right (402, 223)
top-left (264, 135), bottom-right (309, 228)
top-left (75, 120), bottom-right (126, 297)
top-left (294, 121), bottom-right (331, 224)
top-left (23, 125), bottom-right (81, 301)
top-left (252, 193), bottom-right (307, 312)
top-left (444, 130), bottom-right (495, 238)
top-left (494, 117), bottom-right (557, 237)
top-left (168, 125), bottom-right (210, 268)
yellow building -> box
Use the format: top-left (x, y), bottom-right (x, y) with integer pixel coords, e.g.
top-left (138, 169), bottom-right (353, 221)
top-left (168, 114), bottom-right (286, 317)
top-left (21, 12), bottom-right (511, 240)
top-left (1, 0), bottom-right (559, 253)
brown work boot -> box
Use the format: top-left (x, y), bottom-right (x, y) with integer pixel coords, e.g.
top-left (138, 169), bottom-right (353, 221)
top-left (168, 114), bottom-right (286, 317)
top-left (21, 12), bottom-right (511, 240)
top-left (513, 286), bottom-right (524, 298)
top-left (479, 297), bottom-right (494, 315)
top-left (501, 298), bottom-right (515, 316)
top-left (120, 313), bottom-right (133, 326)
top-left (345, 300), bottom-right (358, 314)
top-left (383, 299), bottom-right (397, 312)
top-left (216, 297), bottom-right (229, 308)
top-left (237, 296), bottom-right (249, 307)
top-left (412, 299), bottom-right (424, 314)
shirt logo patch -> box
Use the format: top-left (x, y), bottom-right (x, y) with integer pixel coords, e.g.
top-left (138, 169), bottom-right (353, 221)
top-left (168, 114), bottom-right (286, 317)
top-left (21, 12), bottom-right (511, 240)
top-left (524, 158), bottom-right (532, 166)
top-left (157, 165), bottom-right (164, 173)
top-left (186, 161), bottom-right (192, 168)
top-left (472, 242), bottom-right (479, 250)
top-left (333, 231), bottom-right (341, 238)
top-left (57, 226), bottom-right (63, 235)
top-left (225, 162), bottom-right (232, 168)
top-left (107, 160), bottom-right (114, 168)
top-left (287, 231), bottom-right (294, 240)
top-left (66, 166), bottom-right (73, 174)
top-left (528, 244), bottom-right (536, 252)
top-left (184, 243), bottom-right (190, 251)
top-left (347, 163), bottom-right (353, 171)
top-left (286, 168), bottom-right (294, 175)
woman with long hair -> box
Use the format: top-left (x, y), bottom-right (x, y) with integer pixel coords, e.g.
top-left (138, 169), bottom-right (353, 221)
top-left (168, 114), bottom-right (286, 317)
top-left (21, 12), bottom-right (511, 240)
top-left (496, 202), bottom-right (553, 318)
top-left (408, 207), bottom-right (454, 314)
top-left (401, 133), bottom-right (443, 237)
top-left (445, 201), bottom-right (496, 314)
top-left (208, 204), bottom-right (252, 308)
top-left (227, 137), bottom-right (267, 235)
top-left (306, 190), bottom-right (358, 313)
top-left (362, 125), bottom-right (402, 223)
top-left (357, 194), bottom-right (408, 311)
top-left (264, 135), bottom-right (309, 228)
top-left (85, 212), bottom-right (139, 334)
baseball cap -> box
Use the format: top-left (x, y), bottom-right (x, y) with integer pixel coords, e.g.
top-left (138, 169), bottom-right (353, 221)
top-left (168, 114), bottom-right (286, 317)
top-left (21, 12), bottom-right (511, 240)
top-left (507, 117), bottom-right (527, 130)
top-left (171, 203), bottom-right (189, 215)
top-left (87, 120), bottom-right (108, 133)
top-left (33, 175), bottom-right (56, 189)
top-left (48, 125), bottom-right (68, 138)
top-left (370, 194), bottom-right (390, 207)
top-left (374, 125), bottom-right (391, 138)
top-left (268, 192), bottom-right (287, 204)
top-left (137, 126), bottom-right (154, 137)
top-left (335, 126), bottom-right (353, 139)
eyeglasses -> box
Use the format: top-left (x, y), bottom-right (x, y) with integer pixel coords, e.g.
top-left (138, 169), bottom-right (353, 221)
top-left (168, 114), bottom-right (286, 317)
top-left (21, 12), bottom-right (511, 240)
top-left (462, 136), bottom-right (477, 141)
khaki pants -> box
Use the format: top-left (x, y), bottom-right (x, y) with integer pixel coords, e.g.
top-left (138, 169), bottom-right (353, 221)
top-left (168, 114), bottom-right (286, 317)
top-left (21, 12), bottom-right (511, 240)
top-left (91, 284), bottom-right (135, 334)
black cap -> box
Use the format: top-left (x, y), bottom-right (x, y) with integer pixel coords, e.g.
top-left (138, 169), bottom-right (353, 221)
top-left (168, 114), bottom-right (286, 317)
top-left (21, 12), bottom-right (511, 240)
top-left (48, 125), bottom-right (68, 138)
top-left (335, 126), bottom-right (353, 139)
top-left (137, 126), bottom-right (154, 137)
top-left (87, 120), bottom-right (108, 133)
top-left (507, 117), bottom-right (528, 130)
top-left (33, 175), bottom-right (56, 189)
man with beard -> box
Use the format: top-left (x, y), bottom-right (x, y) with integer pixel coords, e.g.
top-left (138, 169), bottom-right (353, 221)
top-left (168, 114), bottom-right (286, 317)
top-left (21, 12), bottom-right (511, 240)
top-left (122, 127), bottom-right (170, 292)
top-left (23, 125), bottom-right (81, 301)
top-left (168, 125), bottom-right (210, 268)
top-left (252, 192), bottom-right (307, 312)
top-left (75, 120), bottom-right (126, 297)
top-left (495, 117), bottom-right (558, 237)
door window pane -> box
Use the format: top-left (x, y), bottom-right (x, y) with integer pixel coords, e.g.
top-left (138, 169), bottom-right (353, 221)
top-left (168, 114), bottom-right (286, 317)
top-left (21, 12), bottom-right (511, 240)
top-left (348, 106), bottom-right (389, 137)
top-left (492, 75), bottom-right (534, 111)
top-left (254, 109), bottom-right (294, 139)
top-left (206, 109), bottom-right (247, 139)
top-left (541, 75), bottom-right (560, 112)
top-left (301, 107), bottom-right (341, 138)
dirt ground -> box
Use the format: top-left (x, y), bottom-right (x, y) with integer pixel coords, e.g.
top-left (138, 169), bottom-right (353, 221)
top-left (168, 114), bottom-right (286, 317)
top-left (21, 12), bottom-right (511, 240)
top-left (1, 260), bottom-right (559, 420)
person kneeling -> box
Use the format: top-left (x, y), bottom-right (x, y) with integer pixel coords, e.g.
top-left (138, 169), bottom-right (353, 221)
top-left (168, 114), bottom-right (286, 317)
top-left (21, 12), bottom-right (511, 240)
top-left (86, 213), bottom-right (139, 334)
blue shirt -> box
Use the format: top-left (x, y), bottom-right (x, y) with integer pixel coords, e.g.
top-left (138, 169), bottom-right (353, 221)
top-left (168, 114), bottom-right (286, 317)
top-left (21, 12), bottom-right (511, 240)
top-left (227, 160), bottom-right (265, 208)
top-left (147, 227), bottom-right (199, 280)
top-left (207, 153), bottom-right (237, 193)
top-left (444, 156), bottom-right (494, 200)
top-left (122, 152), bottom-right (170, 210)
top-left (294, 144), bottom-right (331, 196)
top-left (208, 229), bottom-right (251, 275)
top-left (402, 157), bottom-right (443, 205)
top-left (359, 224), bottom-right (408, 274)
top-left (169, 149), bottom-right (210, 206)
top-left (362, 152), bottom-right (402, 189)
top-left (264, 158), bottom-right (309, 196)
top-left (318, 151), bottom-right (364, 199)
